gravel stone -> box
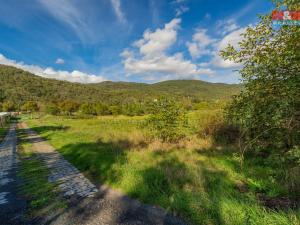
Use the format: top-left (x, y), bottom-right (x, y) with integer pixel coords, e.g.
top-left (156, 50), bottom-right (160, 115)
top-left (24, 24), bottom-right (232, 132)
top-left (21, 125), bottom-right (98, 199)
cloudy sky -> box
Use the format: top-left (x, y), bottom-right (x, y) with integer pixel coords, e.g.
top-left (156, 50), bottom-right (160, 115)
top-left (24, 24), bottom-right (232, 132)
top-left (0, 0), bottom-right (272, 83)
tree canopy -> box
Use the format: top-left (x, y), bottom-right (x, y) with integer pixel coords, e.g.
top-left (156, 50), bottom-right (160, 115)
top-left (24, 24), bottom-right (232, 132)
top-left (221, 0), bottom-right (300, 193)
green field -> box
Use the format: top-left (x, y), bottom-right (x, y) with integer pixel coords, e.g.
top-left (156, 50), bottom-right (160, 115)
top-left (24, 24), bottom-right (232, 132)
top-left (24, 112), bottom-right (299, 225)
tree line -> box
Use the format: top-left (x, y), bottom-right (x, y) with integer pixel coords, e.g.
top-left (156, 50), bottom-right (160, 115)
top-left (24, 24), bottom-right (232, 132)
top-left (0, 99), bottom-right (226, 116)
top-left (0, 64), bottom-right (240, 111)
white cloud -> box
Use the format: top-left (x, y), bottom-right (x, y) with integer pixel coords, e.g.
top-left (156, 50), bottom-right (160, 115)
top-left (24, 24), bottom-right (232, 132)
top-left (204, 70), bottom-right (240, 84)
top-left (0, 53), bottom-right (106, 83)
top-left (110, 0), bottom-right (126, 23)
top-left (121, 19), bottom-right (215, 80)
top-left (172, 0), bottom-right (189, 18)
top-left (55, 58), bottom-right (65, 64)
top-left (123, 53), bottom-right (214, 77)
top-left (175, 6), bottom-right (189, 17)
top-left (233, 0), bottom-right (258, 21)
top-left (137, 18), bottom-right (181, 57)
top-left (204, 13), bottom-right (211, 20)
top-left (211, 27), bottom-right (246, 68)
top-left (186, 29), bottom-right (217, 59)
top-left (171, 0), bottom-right (186, 4)
top-left (216, 27), bottom-right (246, 50)
top-left (37, 0), bottom-right (93, 41)
top-left (216, 19), bottom-right (239, 35)
top-left (172, 0), bottom-right (186, 3)
top-left (185, 21), bottom-right (246, 69)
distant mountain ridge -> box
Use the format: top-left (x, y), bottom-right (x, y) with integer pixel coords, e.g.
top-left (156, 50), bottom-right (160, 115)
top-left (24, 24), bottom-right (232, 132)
top-left (0, 65), bottom-right (241, 104)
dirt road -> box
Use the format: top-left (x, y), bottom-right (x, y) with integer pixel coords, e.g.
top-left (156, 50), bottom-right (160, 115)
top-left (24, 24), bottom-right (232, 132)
top-left (0, 124), bottom-right (27, 225)
top-left (16, 123), bottom-right (188, 225)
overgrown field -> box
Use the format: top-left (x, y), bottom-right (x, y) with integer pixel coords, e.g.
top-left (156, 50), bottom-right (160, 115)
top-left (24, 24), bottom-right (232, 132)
top-left (24, 112), bottom-right (300, 225)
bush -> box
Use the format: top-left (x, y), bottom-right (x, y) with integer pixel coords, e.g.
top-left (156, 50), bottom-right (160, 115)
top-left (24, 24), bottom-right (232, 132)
top-left (109, 105), bottom-right (122, 116)
top-left (194, 100), bottom-right (226, 110)
top-left (213, 123), bottom-right (239, 145)
top-left (2, 101), bottom-right (15, 112)
top-left (146, 98), bottom-right (187, 142)
top-left (79, 103), bottom-right (96, 115)
top-left (197, 115), bottom-right (222, 138)
top-left (94, 103), bottom-right (110, 115)
top-left (45, 104), bottom-right (60, 115)
top-left (197, 114), bottom-right (239, 145)
top-left (58, 101), bottom-right (79, 116)
top-left (221, 0), bottom-right (300, 194)
top-left (21, 101), bottom-right (39, 113)
top-left (122, 103), bottom-right (144, 116)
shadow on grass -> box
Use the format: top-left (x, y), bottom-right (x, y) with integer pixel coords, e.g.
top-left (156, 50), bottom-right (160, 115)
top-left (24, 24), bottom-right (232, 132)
top-left (18, 126), bottom-right (278, 224)
top-left (20, 125), bottom-right (299, 224)
top-left (31, 125), bottom-right (70, 134)
top-left (17, 125), bottom-right (70, 145)
top-left (58, 141), bottom-right (128, 184)
top-left (57, 143), bottom-right (192, 224)
top-left (18, 126), bottom-right (187, 224)
top-left (56, 139), bottom-right (240, 224)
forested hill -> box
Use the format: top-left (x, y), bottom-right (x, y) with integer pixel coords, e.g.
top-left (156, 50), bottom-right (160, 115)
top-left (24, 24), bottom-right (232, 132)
top-left (0, 65), bottom-right (241, 104)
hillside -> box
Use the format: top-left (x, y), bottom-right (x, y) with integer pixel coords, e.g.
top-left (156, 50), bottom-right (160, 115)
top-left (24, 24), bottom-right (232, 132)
top-left (0, 65), bottom-right (241, 104)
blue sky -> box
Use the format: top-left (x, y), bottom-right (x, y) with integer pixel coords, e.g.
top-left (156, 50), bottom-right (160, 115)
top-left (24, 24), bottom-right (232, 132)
top-left (0, 0), bottom-right (273, 83)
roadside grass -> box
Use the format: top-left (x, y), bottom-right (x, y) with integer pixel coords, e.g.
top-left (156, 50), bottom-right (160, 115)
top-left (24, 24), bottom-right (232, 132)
top-left (24, 112), bottom-right (300, 225)
top-left (17, 129), bottom-right (67, 219)
top-left (0, 122), bottom-right (10, 143)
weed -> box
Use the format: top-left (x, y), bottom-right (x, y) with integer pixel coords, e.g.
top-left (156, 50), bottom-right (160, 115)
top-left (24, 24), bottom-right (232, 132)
top-left (23, 113), bottom-right (300, 225)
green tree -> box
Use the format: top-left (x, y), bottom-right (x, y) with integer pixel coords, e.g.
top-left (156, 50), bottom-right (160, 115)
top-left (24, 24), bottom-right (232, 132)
top-left (0, 64), bottom-right (240, 110)
top-left (59, 101), bottom-right (79, 116)
top-left (21, 101), bottom-right (39, 112)
top-left (46, 104), bottom-right (60, 115)
top-left (79, 103), bottom-right (96, 115)
top-left (2, 101), bottom-right (15, 112)
top-left (221, 0), bottom-right (300, 191)
top-left (123, 103), bottom-right (144, 116)
top-left (0, 89), bottom-right (5, 102)
top-left (109, 105), bottom-right (122, 116)
top-left (147, 98), bottom-right (187, 142)
top-left (94, 103), bottom-right (110, 115)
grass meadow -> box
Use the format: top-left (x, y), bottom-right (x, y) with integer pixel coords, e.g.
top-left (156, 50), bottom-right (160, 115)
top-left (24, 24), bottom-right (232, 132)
top-left (23, 111), bottom-right (300, 225)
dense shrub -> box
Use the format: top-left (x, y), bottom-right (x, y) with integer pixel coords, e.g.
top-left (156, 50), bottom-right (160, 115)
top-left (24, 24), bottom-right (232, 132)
top-left (2, 101), bottom-right (15, 112)
top-left (147, 98), bottom-right (187, 142)
top-left (21, 101), bottom-right (39, 113)
top-left (58, 101), bottom-right (79, 116)
top-left (221, 0), bottom-right (300, 193)
top-left (45, 104), bottom-right (60, 115)
top-left (109, 105), bottom-right (122, 116)
top-left (194, 100), bottom-right (227, 110)
top-left (94, 103), bottom-right (110, 115)
top-left (197, 114), bottom-right (239, 145)
top-left (79, 103), bottom-right (97, 115)
top-left (122, 103), bottom-right (144, 116)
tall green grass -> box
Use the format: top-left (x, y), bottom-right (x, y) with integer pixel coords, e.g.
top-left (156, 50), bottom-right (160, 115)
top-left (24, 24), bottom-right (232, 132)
top-left (0, 120), bottom-right (10, 143)
top-left (17, 128), bottom-right (67, 219)
top-left (24, 113), bottom-right (300, 225)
